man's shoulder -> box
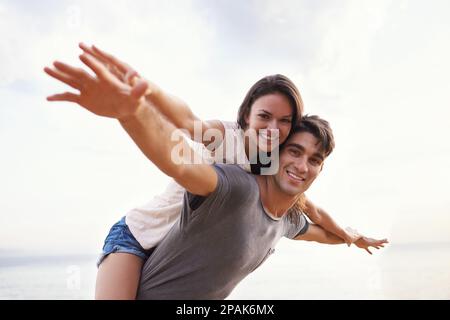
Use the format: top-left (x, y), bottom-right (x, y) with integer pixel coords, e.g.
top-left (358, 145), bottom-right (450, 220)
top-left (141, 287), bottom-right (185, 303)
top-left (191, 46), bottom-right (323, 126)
top-left (212, 164), bottom-right (255, 190)
top-left (213, 163), bottom-right (248, 176)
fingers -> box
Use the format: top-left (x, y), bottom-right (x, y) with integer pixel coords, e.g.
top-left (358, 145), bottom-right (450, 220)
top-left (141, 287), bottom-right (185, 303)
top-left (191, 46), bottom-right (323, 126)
top-left (44, 66), bottom-right (81, 90)
top-left (79, 43), bottom-right (109, 67)
top-left (46, 91), bottom-right (80, 103)
top-left (125, 69), bottom-right (140, 85)
top-left (79, 42), bottom-right (103, 62)
top-left (79, 43), bottom-right (125, 80)
top-left (79, 53), bottom-right (110, 80)
top-left (365, 248), bottom-right (372, 255)
top-left (91, 44), bottom-right (131, 74)
top-left (83, 43), bottom-right (140, 86)
top-left (53, 61), bottom-right (93, 82)
top-left (130, 79), bottom-right (149, 100)
top-left (92, 44), bottom-right (139, 85)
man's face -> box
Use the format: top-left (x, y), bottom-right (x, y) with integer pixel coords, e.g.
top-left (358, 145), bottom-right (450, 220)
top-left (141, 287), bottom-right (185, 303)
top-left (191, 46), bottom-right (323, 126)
top-left (273, 131), bottom-right (325, 196)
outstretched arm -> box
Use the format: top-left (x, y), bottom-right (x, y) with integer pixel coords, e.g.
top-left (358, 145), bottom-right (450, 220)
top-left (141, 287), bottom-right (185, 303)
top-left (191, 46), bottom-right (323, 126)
top-left (303, 197), bottom-right (360, 246)
top-left (295, 224), bottom-right (388, 254)
top-left (44, 50), bottom-right (217, 196)
top-left (78, 43), bottom-right (225, 148)
top-left (119, 103), bottom-right (218, 196)
top-left (295, 223), bottom-right (346, 245)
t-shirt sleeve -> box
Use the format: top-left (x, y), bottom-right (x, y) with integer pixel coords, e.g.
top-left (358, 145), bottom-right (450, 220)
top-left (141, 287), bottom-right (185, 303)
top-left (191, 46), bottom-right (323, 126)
top-left (180, 164), bottom-right (231, 223)
top-left (284, 213), bottom-right (310, 239)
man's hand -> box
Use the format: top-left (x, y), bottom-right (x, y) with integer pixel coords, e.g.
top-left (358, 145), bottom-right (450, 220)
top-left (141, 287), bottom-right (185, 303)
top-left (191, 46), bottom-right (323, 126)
top-left (78, 43), bottom-right (145, 89)
top-left (44, 48), bottom-right (149, 121)
top-left (354, 237), bottom-right (389, 255)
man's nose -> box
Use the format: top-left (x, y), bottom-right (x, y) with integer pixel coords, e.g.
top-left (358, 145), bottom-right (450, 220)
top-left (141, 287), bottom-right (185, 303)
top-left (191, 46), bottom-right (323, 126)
top-left (294, 157), bottom-right (308, 174)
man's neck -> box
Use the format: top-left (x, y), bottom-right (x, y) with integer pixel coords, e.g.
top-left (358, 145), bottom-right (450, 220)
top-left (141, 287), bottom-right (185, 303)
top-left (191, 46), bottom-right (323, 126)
top-left (255, 175), bottom-right (297, 218)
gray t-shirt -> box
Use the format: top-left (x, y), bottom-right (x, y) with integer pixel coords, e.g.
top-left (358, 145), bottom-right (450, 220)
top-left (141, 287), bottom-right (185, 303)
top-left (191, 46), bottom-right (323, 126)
top-left (137, 164), bottom-right (309, 300)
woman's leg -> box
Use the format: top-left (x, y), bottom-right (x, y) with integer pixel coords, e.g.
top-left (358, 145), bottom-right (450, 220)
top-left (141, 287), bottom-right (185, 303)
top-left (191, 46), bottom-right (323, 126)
top-left (95, 252), bottom-right (144, 300)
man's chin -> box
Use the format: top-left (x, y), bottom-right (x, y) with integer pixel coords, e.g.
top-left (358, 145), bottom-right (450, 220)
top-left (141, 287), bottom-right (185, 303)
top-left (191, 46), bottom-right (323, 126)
top-left (281, 185), bottom-right (303, 197)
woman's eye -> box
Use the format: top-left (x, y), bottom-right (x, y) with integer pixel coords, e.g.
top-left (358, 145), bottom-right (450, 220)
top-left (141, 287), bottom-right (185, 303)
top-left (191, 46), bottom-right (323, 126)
top-left (281, 119), bottom-right (292, 123)
top-left (259, 114), bottom-right (270, 119)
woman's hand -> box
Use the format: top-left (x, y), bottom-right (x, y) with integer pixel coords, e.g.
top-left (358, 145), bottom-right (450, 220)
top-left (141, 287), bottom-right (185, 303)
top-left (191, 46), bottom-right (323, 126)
top-left (354, 236), bottom-right (389, 255)
top-left (78, 43), bottom-right (143, 88)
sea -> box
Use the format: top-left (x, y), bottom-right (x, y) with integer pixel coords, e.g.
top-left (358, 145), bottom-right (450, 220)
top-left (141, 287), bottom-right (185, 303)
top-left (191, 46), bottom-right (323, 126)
top-left (1, 241), bottom-right (449, 300)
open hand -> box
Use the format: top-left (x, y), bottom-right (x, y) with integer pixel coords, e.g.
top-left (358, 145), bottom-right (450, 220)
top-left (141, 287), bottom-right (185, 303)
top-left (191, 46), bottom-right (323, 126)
top-left (78, 43), bottom-right (144, 88)
top-left (354, 237), bottom-right (389, 255)
top-left (44, 45), bottom-right (149, 121)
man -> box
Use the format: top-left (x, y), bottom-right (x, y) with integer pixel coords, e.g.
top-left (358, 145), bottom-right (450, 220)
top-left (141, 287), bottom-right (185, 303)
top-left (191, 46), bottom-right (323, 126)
top-left (132, 112), bottom-right (386, 299)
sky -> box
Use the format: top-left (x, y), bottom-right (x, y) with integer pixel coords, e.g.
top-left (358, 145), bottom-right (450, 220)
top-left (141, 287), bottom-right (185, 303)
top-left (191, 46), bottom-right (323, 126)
top-left (1, 0), bottom-right (450, 257)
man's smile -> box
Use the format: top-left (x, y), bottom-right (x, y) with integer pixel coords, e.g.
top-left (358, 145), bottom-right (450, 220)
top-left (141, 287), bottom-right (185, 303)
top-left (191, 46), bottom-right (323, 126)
top-left (286, 169), bottom-right (305, 182)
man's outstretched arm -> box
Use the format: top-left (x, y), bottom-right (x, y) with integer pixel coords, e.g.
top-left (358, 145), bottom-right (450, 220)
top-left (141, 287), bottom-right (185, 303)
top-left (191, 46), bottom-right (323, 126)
top-left (78, 43), bottom-right (226, 148)
top-left (303, 197), bottom-right (361, 246)
top-left (295, 224), bottom-right (388, 254)
top-left (119, 103), bottom-right (218, 196)
top-left (44, 49), bottom-right (217, 196)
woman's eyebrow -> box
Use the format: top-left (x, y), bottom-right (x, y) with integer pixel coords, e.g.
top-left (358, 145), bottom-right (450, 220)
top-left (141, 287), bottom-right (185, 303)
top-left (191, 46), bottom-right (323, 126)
top-left (260, 109), bottom-right (292, 118)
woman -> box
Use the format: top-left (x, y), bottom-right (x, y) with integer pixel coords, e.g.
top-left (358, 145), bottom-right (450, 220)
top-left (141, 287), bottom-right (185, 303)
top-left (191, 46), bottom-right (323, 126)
top-left (44, 44), bottom-right (362, 299)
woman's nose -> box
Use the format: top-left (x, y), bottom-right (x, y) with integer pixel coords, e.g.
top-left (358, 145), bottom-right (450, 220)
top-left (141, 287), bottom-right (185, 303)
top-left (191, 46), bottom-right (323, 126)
top-left (267, 119), bottom-right (278, 130)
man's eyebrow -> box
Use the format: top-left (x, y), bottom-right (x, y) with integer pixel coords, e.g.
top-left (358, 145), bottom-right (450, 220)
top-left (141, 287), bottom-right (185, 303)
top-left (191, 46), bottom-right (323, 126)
top-left (286, 143), bottom-right (325, 161)
top-left (285, 143), bottom-right (304, 151)
top-left (313, 153), bottom-right (325, 162)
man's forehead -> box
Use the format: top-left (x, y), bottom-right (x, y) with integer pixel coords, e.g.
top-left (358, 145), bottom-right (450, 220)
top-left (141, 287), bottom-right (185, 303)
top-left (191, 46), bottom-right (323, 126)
top-left (287, 131), bottom-right (317, 145)
top-left (284, 132), bottom-right (325, 157)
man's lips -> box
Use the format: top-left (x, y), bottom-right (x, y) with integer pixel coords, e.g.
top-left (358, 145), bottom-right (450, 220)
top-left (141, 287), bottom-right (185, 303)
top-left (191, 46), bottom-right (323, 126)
top-left (286, 169), bottom-right (305, 182)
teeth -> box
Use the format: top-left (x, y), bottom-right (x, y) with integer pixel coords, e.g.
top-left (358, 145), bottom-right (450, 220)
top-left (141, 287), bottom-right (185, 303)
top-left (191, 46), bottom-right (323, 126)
top-left (259, 132), bottom-right (279, 141)
top-left (286, 170), bottom-right (304, 181)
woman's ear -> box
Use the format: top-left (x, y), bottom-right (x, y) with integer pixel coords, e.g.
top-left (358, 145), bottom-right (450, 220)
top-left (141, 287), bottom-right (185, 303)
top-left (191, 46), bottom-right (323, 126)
top-left (244, 113), bottom-right (250, 127)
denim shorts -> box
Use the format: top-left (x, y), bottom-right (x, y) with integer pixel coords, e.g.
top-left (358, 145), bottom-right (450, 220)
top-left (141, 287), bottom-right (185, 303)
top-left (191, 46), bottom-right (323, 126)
top-left (97, 216), bottom-right (155, 268)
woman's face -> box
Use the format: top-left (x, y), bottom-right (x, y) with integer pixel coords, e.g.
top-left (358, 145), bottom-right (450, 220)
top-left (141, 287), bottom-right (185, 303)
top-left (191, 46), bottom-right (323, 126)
top-left (244, 92), bottom-right (293, 153)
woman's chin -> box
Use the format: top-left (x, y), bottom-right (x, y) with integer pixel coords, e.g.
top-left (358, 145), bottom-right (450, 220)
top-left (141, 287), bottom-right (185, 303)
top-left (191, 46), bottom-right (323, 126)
top-left (258, 141), bottom-right (279, 153)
